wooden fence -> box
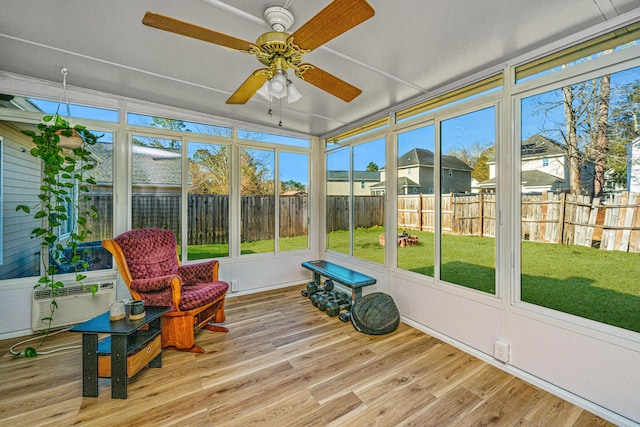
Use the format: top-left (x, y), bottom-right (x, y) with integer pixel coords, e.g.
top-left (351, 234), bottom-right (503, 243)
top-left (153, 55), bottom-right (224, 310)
top-left (85, 191), bottom-right (640, 253)
top-left (399, 194), bottom-right (497, 237)
top-left (85, 194), bottom-right (308, 244)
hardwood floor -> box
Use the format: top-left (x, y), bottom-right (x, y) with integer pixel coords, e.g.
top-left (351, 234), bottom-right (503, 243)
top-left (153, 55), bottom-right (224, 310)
top-left (0, 285), bottom-right (616, 426)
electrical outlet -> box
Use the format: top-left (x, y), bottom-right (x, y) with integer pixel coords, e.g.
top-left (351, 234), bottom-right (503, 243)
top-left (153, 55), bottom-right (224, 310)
top-left (231, 280), bottom-right (238, 293)
top-left (494, 341), bottom-right (510, 363)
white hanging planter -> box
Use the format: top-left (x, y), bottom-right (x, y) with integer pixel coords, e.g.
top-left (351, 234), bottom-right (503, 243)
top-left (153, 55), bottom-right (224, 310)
top-left (55, 128), bottom-right (84, 149)
top-left (44, 68), bottom-right (86, 150)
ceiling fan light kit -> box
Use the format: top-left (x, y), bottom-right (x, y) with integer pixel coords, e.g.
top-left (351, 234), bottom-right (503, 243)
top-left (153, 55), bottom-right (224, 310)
top-left (141, 0), bottom-right (375, 105)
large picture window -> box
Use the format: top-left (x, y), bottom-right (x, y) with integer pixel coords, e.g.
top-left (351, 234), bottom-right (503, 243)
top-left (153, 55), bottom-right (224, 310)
top-left (130, 135), bottom-right (182, 243)
top-left (279, 152), bottom-right (308, 252)
top-left (440, 107), bottom-right (496, 294)
top-left (325, 138), bottom-right (385, 264)
top-left (397, 124), bottom-right (435, 276)
top-left (0, 123), bottom-right (114, 280)
top-left (240, 147), bottom-right (275, 255)
top-left (187, 141), bottom-right (230, 259)
top-left (519, 63), bottom-right (640, 333)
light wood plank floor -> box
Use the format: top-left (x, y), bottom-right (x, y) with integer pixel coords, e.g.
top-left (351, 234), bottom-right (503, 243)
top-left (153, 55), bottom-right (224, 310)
top-left (0, 285), bottom-right (616, 426)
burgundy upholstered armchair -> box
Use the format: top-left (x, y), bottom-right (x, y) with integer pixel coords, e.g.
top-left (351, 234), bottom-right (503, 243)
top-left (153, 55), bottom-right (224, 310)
top-left (102, 228), bottom-right (228, 353)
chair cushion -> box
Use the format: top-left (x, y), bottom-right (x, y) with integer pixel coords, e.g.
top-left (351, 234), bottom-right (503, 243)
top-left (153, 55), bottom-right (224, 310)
top-left (114, 228), bottom-right (179, 279)
top-left (179, 281), bottom-right (229, 311)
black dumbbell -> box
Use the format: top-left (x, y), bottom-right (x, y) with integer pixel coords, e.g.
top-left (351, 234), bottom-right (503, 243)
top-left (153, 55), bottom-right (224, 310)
top-left (322, 279), bottom-right (334, 292)
top-left (301, 281), bottom-right (317, 297)
top-left (338, 311), bottom-right (352, 322)
top-left (318, 291), bottom-right (340, 311)
top-left (311, 289), bottom-right (333, 307)
top-left (326, 296), bottom-right (351, 317)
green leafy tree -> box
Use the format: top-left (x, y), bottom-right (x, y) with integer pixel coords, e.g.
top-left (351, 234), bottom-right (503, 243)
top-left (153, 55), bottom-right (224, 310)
top-left (280, 180), bottom-right (306, 193)
top-left (366, 161), bottom-right (379, 171)
top-left (188, 145), bottom-right (229, 194)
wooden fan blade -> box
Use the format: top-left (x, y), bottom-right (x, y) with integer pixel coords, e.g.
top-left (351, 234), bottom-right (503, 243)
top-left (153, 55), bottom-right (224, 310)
top-left (226, 70), bottom-right (269, 104)
top-left (142, 12), bottom-right (254, 52)
top-left (298, 64), bottom-right (362, 102)
top-left (289, 0), bottom-right (375, 51)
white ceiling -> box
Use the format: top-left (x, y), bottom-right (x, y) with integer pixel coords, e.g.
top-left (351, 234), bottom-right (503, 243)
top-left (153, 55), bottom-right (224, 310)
top-left (1, 0), bottom-right (639, 136)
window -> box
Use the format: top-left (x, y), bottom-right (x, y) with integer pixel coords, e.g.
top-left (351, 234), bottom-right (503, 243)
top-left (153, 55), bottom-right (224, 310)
top-left (241, 147), bottom-right (275, 255)
top-left (187, 141), bottom-right (230, 259)
top-left (326, 117), bottom-right (389, 146)
top-left (239, 129), bottom-right (309, 148)
top-left (326, 149), bottom-right (350, 256)
top-left (130, 135), bottom-right (182, 237)
top-left (24, 97), bottom-right (118, 122)
top-left (440, 107), bottom-right (496, 294)
top-left (515, 23), bottom-right (640, 82)
top-left (519, 63), bottom-right (640, 333)
top-left (396, 75), bottom-right (502, 123)
top-left (279, 152), bottom-right (309, 252)
top-left (397, 124), bottom-right (435, 277)
top-left (353, 138), bottom-right (385, 264)
top-left (542, 157), bottom-right (549, 167)
top-left (128, 113), bottom-right (231, 137)
top-left (0, 124), bottom-right (114, 280)
top-left (325, 137), bottom-right (385, 264)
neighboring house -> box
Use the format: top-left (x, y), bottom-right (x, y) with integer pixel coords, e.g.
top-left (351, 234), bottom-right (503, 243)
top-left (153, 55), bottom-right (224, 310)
top-left (326, 170), bottom-right (381, 196)
top-left (375, 148), bottom-right (473, 195)
top-left (628, 137), bottom-right (640, 193)
top-left (480, 134), bottom-right (594, 195)
top-left (90, 142), bottom-right (182, 194)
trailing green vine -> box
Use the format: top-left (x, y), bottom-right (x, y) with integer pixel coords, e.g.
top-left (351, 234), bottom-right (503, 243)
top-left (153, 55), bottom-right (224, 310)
top-left (15, 114), bottom-right (100, 355)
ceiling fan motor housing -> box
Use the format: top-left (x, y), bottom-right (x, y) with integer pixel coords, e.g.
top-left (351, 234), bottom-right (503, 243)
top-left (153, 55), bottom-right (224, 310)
top-left (264, 6), bottom-right (294, 32)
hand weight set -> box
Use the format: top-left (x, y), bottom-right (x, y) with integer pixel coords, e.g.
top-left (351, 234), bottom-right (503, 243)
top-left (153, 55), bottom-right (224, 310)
top-left (301, 279), bottom-right (334, 297)
top-left (325, 295), bottom-right (352, 317)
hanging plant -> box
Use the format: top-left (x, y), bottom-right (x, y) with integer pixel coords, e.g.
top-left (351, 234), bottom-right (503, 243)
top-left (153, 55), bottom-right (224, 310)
top-left (13, 69), bottom-right (100, 357)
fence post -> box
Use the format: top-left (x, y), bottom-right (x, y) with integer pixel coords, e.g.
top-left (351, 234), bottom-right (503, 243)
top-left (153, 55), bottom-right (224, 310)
top-left (557, 192), bottom-right (566, 244)
top-left (478, 193), bottom-right (484, 238)
top-left (418, 194), bottom-right (423, 231)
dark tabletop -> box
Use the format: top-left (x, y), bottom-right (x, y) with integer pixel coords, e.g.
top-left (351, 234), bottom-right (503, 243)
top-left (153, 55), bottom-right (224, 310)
top-left (70, 306), bottom-right (170, 335)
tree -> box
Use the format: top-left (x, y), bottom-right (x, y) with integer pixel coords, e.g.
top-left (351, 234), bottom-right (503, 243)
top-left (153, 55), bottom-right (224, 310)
top-left (473, 146), bottom-right (495, 182)
top-left (447, 142), bottom-right (494, 182)
top-left (366, 161), bottom-right (379, 171)
top-left (593, 74), bottom-right (611, 197)
top-left (241, 149), bottom-right (274, 195)
top-left (188, 145), bottom-right (229, 194)
top-left (280, 180), bottom-right (306, 193)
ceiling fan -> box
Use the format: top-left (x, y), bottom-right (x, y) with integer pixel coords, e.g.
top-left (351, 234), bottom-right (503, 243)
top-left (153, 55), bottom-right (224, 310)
top-left (142, 0), bottom-right (375, 105)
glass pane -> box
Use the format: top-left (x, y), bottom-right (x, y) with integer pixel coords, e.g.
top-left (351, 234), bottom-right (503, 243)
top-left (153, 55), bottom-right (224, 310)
top-left (80, 131), bottom-right (114, 273)
top-left (0, 124), bottom-right (113, 280)
top-left (131, 136), bottom-right (182, 238)
top-left (440, 107), bottom-right (496, 293)
top-left (353, 138), bottom-right (385, 264)
top-left (326, 149), bottom-right (350, 255)
top-left (128, 113), bottom-right (232, 137)
top-left (279, 152), bottom-right (308, 251)
top-left (25, 97), bottom-right (118, 122)
top-left (187, 142), bottom-right (229, 259)
top-left (397, 124), bottom-right (435, 276)
top-left (238, 129), bottom-right (309, 148)
top-left (241, 147), bottom-right (275, 254)
top-left (520, 66), bottom-right (640, 333)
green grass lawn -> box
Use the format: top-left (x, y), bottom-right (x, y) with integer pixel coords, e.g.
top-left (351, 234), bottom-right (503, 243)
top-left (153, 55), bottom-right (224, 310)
top-left (185, 227), bottom-right (640, 333)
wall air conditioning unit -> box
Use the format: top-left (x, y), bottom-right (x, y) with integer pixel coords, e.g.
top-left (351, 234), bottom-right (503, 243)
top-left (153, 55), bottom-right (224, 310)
top-left (31, 282), bottom-right (116, 331)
